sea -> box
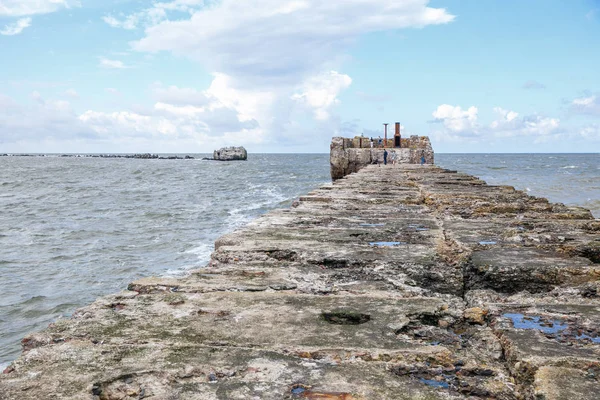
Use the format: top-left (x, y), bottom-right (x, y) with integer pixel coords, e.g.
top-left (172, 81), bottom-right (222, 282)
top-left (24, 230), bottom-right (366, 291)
top-left (0, 153), bottom-right (598, 369)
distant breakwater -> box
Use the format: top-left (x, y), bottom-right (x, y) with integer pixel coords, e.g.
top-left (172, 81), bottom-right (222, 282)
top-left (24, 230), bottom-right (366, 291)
top-left (0, 153), bottom-right (196, 160)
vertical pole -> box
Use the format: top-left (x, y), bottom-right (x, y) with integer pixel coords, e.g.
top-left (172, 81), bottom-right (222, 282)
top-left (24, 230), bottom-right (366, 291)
top-left (383, 123), bottom-right (388, 148)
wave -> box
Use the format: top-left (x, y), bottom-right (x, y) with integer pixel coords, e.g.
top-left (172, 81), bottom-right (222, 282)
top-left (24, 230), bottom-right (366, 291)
top-left (20, 295), bottom-right (47, 306)
top-left (158, 242), bottom-right (216, 278)
top-left (0, 153), bottom-right (334, 367)
top-left (184, 242), bottom-right (213, 262)
top-left (560, 165), bottom-right (579, 169)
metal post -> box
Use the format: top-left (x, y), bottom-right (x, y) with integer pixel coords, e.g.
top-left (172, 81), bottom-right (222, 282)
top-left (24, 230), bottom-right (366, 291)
top-left (383, 123), bottom-right (388, 148)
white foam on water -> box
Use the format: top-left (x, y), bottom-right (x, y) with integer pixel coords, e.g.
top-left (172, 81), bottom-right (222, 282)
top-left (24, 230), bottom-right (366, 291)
top-left (561, 165), bottom-right (578, 169)
top-left (259, 186), bottom-right (288, 205)
top-left (161, 243), bottom-right (214, 278)
top-left (184, 242), bottom-right (213, 263)
top-left (162, 267), bottom-right (193, 278)
top-left (224, 185), bottom-right (290, 229)
top-left (226, 207), bottom-right (254, 228)
top-left (0, 361), bottom-right (9, 371)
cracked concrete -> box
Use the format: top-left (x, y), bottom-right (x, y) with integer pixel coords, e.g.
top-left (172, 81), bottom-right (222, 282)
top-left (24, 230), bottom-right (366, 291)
top-left (1, 163), bottom-right (599, 399)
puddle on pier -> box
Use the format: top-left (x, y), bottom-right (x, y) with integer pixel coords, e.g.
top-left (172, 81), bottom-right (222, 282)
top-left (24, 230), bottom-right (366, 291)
top-left (291, 386), bottom-right (307, 395)
top-left (504, 313), bottom-right (600, 343)
top-left (419, 378), bottom-right (450, 389)
top-left (392, 365), bottom-right (495, 396)
top-left (369, 241), bottom-right (406, 247)
top-left (577, 334), bottom-right (600, 343)
top-left (359, 223), bottom-right (385, 227)
top-left (504, 313), bottom-right (567, 334)
top-left (478, 240), bottom-right (497, 245)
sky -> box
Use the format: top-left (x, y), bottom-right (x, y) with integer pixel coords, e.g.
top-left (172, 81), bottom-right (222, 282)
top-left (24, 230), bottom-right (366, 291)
top-left (0, 0), bottom-right (599, 153)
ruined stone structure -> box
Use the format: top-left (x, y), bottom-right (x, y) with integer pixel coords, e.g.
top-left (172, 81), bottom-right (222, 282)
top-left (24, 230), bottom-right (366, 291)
top-left (330, 135), bottom-right (434, 180)
top-left (2, 162), bottom-right (600, 399)
top-left (213, 146), bottom-right (247, 161)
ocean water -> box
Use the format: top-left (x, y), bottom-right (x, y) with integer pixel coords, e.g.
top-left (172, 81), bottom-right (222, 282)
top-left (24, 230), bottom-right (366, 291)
top-left (0, 154), bottom-right (330, 368)
top-left (435, 153), bottom-right (600, 218)
top-left (0, 152), bottom-right (598, 369)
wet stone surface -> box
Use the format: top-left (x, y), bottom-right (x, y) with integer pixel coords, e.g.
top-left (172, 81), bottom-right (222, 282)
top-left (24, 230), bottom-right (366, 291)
top-left (1, 163), bottom-right (599, 399)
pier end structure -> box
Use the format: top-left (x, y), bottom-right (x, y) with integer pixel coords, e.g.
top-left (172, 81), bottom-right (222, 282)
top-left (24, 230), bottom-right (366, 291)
top-left (330, 135), bottom-right (434, 180)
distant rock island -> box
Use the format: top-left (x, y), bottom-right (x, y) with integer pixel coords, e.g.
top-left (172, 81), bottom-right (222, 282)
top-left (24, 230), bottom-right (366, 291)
top-left (213, 146), bottom-right (247, 161)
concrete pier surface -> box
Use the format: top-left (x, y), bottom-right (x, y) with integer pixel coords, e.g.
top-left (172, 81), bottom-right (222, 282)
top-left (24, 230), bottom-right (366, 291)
top-left (2, 164), bottom-right (600, 399)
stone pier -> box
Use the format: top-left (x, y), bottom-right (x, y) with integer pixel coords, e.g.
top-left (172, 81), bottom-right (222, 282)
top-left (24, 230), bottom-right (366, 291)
top-left (2, 164), bottom-right (599, 399)
top-left (330, 135), bottom-right (434, 180)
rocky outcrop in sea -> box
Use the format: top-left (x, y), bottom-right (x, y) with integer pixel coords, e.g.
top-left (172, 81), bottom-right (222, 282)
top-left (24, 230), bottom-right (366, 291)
top-left (213, 146), bottom-right (247, 161)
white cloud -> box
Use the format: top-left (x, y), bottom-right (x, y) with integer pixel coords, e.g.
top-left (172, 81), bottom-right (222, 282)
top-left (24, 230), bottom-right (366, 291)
top-left (102, 0), bottom-right (203, 30)
top-left (572, 95), bottom-right (596, 106)
top-left (99, 58), bottom-right (130, 69)
top-left (64, 88), bottom-right (79, 98)
top-left (291, 71), bottom-right (352, 120)
top-left (493, 113), bottom-right (560, 139)
top-left (100, 1), bottom-right (454, 149)
top-left (432, 104), bottom-right (479, 134)
top-left (102, 9), bottom-right (166, 30)
top-left (151, 83), bottom-right (209, 107)
top-left (489, 107), bottom-right (561, 140)
top-left (0, 0), bottom-right (79, 17)
top-left (204, 73), bottom-right (276, 123)
top-left (521, 115), bottom-right (560, 136)
top-left (102, 15), bottom-right (125, 29)
top-left (579, 123), bottom-right (600, 139)
top-left (79, 100), bottom-right (261, 142)
top-left (430, 104), bottom-right (561, 142)
top-left (0, 92), bottom-right (89, 144)
top-left (154, 102), bottom-right (204, 117)
top-left (571, 94), bottom-right (600, 116)
top-left (31, 90), bottom-right (43, 103)
top-left (130, 0), bottom-right (453, 86)
top-left (0, 17), bottom-right (31, 35)
top-left (4, 1), bottom-right (457, 151)
top-left (105, 88), bottom-right (120, 95)
top-left (0, 80), bottom-right (264, 151)
top-left (0, 0), bottom-right (78, 35)
top-left (79, 110), bottom-right (177, 137)
top-left (491, 107), bottom-right (519, 124)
